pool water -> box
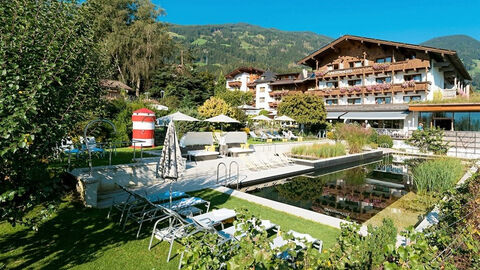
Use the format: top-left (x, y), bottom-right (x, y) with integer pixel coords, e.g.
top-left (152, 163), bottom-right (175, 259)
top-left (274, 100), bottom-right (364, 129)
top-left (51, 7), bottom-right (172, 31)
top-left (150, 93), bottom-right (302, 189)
top-left (246, 158), bottom-right (412, 223)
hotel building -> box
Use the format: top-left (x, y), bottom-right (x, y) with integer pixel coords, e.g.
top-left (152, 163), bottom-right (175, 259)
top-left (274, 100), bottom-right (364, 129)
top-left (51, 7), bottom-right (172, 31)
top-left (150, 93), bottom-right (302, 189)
top-left (226, 35), bottom-right (480, 135)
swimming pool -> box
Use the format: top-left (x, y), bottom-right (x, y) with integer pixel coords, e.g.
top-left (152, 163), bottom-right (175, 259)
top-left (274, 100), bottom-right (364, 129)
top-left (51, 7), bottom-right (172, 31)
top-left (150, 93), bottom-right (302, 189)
top-left (245, 156), bottom-right (412, 223)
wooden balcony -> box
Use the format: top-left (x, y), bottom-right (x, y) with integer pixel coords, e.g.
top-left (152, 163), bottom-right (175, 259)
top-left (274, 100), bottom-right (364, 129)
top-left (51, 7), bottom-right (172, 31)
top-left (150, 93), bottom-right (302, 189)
top-left (228, 81), bottom-right (242, 88)
top-left (269, 90), bottom-right (302, 97)
top-left (268, 101), bottom-right (280, 108)
top-left (317, 59), bottom-right (430, 80)
top-left (307, 81), bottom-right (430, 97)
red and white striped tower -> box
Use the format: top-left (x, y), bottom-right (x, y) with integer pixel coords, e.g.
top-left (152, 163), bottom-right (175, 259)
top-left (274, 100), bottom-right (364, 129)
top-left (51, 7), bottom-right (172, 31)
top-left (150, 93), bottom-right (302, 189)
top-left (131, 108), bottom-right (155, 148)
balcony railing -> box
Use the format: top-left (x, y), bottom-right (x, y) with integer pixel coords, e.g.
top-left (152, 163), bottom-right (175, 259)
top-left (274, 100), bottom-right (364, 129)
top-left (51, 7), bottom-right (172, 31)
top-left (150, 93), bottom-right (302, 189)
top-left (228, 81), bottom-right (242, 87)
top-left (317, 59), bottom-right (430, 79)
top-left (308, 81), bottom-right (430, 97)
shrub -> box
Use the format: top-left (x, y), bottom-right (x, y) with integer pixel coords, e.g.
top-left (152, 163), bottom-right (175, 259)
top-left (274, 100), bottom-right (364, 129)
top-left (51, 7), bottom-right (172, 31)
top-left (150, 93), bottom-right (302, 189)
top-left (334, 123), bottom-right (373, 153)
top-left (377, 135), bottom-right (393, 148)
top-left (406, 127), bottom-right (449, 154)
top-left (326, 131), bottom-right (335, 140)
top-left (290, 143), bottom-right (346, 159)
top-left (413, 158), bottom-right (464, 193)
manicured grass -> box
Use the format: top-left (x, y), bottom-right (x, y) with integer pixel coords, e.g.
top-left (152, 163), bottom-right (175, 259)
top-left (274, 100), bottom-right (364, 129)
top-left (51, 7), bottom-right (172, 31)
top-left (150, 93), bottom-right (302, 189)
top-left (189, 189), bottom-right (340, 246)
top-left (0, 190), bottom-right (339, 269)
top-left (64, 146), bottom-right (162, 168)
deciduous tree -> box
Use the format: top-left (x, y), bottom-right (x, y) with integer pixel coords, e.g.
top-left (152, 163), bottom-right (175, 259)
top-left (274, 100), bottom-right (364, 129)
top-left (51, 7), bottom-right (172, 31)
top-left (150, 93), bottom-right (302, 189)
top-left (277, 92), bottom-right (326, 125)
top-left (0, 0), bottom-right (107, 226)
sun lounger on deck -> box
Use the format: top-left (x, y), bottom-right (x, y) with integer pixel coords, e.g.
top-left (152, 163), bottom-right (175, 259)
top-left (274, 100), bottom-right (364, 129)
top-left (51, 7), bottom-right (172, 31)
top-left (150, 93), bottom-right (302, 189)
top-left (180, 132), bottom-right (219, 161)
top-left (223, 132), bottom-right (255, 157)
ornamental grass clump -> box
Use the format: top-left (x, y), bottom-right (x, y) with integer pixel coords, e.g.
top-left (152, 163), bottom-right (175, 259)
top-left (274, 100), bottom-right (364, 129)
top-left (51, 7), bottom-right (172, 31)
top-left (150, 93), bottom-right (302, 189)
top-left (334, 123), bottom-right (373, 153)
top-left (290, 143), bottom-right (346, 159)
top-left (413, 158), bottom-right (464, 193)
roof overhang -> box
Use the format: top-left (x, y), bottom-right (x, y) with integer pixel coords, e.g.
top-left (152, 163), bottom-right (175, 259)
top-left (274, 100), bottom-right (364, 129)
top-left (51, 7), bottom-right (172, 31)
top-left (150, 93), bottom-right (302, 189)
top-left (340, 111), bottom-right (409, 120)
top-left (409, 103), bottom-right (480, 112)
top-left (225, 67), bottom-right (264, 79)
top-left (327, 112), bottom-right (346, 119)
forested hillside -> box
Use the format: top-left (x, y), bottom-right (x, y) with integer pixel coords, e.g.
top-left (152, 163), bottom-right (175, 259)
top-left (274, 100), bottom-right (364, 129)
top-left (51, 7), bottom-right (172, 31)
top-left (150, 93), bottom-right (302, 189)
top-left (421, 35), bottom-right (480, 87)
top-left (170, 24), bottom-right (480, 88)
top-left (168, 23), bottom-right (332, 74)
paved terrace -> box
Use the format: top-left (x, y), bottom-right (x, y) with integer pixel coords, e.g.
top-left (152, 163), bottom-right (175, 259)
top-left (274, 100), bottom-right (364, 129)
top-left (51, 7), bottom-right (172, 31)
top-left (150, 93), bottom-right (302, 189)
top-left (91, 141), bottom-right (323, 208)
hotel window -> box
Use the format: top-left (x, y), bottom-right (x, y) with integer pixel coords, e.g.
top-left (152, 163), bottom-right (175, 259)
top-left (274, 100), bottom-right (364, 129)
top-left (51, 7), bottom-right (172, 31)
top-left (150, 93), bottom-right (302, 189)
top-left (403, 95), bottom-right (422, 103)
top-left (376, 57), bottom-right (392, 63)
top-left (348, 79), bottom-right (362, 86)
top-left (404, 74), bottom-right (422, 82)
top-left (376, 77), bottom-right (392, 84)
top-left (325, 99), bottom-right (338, 105)
top-left (259, 86), bottom-right (266, 93)
top-left (405, 52), bottom-right (416, 60)
top-left (347, 98), bottom-right (361, 105)
top-left (327, 64), bottom-right (339, 70)
top-left (326, 81), bottom-right (339, 88)
top-left (375, 96), bottom-right (392, 104)
top-left (259, 97), bottom-right (265, 103)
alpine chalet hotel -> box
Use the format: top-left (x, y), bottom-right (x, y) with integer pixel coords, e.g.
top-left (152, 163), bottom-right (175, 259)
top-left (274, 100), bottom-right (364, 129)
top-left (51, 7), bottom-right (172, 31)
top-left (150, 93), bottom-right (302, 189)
top-left (227, 35), bottom-right (479, 136)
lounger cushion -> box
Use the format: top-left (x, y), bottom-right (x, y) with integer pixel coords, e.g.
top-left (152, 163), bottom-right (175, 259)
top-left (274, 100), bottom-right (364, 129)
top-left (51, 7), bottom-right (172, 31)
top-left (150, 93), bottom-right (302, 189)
top-left (228, 148), bottom-right (254, 154)
top-left (180, 132), bottom-right (214, 147)
top-left (188, 150), bottom-right (219, 157)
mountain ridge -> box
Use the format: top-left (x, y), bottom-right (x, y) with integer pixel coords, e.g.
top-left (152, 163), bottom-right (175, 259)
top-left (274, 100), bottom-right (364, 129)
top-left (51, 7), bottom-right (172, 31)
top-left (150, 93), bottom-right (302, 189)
top-left (168, 23), bottom-right (480, 86)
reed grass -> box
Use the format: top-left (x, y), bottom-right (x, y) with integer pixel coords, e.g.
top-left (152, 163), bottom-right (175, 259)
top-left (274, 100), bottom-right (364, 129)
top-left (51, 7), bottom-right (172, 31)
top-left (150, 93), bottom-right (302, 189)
top-left (412, 158), bottom-right (464, 193)
top-left (291, 142), bottom-right (346, 159)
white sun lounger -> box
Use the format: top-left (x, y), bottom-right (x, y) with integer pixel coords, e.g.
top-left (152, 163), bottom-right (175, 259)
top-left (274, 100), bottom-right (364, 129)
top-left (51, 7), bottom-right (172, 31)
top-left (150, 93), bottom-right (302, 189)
top-left (217, 219), bottom-right (279, 242)
top-left (187, 149), bottom-right (219, 161)
top-left (189, 208), bottom-right (236, 230)
top-left (270, 230), bottom-right (323, 254)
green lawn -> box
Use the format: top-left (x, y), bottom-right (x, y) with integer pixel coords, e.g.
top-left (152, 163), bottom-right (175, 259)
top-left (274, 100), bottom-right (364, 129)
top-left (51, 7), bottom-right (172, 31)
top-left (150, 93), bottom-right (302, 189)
top-left (0, 189), bottom-right (339, 269)
top-left (63, 146), bottom-right (162, 168)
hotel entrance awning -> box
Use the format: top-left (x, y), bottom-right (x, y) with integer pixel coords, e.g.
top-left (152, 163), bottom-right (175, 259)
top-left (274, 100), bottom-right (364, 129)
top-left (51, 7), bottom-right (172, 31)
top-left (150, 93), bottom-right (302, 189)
top-left (326, 112), bottom-right (347, 119)
top-left (340, 111), bottom-right (409, 120)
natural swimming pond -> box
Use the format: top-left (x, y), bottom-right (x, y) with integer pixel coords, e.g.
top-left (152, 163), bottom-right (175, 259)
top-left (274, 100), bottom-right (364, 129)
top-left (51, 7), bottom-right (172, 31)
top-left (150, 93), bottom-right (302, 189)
top-left (245, 155), bottom-right (413, 223)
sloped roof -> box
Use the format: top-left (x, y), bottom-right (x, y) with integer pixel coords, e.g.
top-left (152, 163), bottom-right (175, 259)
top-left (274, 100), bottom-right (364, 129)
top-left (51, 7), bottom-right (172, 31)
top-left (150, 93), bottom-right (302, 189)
top-left (254, 70), bottom-right (277, 83)
top-left (298, 35), bottom-right (471, 80)
top-left (225, 67), bottom-right (265, 79)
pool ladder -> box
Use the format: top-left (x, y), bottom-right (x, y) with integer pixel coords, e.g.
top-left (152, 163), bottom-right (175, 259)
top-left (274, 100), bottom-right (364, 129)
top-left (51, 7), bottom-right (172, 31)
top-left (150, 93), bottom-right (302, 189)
top-left (217, 161), bottom-right (240, 189)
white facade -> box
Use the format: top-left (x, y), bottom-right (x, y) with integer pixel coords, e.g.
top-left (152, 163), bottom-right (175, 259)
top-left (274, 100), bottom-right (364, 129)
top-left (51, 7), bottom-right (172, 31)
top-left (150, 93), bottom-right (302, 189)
top-left (225, 72), bottom-right (250, 92)
top-left (255, 83), bottom-right (274, 110)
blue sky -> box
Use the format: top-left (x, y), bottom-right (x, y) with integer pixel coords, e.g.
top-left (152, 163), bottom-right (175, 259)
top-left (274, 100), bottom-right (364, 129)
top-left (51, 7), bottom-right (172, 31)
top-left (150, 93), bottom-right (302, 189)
top-left (154, 0), bottom-right (480, 43)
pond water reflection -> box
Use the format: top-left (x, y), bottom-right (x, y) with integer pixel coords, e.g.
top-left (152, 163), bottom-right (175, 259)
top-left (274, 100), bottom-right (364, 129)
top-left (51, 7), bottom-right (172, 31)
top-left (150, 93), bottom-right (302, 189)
top-left (247, 157), bottom-right (412, 223)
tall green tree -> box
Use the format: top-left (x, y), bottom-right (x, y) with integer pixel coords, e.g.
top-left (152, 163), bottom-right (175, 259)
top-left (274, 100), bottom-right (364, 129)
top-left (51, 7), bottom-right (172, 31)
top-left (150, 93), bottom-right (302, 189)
top-left (277, 92), bottom-right (326, 125)
top-left (91, 0), bottom-right (176, 96)
top-left (0, 0), bottom-right (107, 226)
top-left (150, 65), bottom-right (216, 107)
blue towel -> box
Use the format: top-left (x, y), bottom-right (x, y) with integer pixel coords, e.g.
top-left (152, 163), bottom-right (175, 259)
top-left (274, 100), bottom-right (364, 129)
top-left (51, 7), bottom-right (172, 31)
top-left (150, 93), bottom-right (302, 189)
top-left (148, 191), bottom-right (186, 202)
